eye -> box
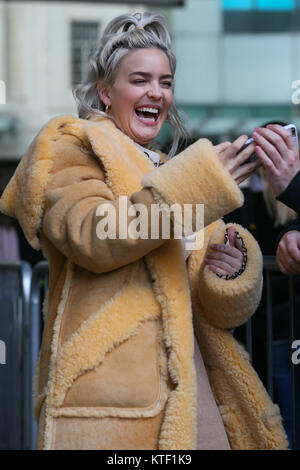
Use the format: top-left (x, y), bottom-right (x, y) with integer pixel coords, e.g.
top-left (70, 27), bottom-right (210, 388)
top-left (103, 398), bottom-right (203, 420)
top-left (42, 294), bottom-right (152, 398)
top-left (133, 79), bottom-right (146, 84)
top-left (162, 82), bottom-right (172, 88)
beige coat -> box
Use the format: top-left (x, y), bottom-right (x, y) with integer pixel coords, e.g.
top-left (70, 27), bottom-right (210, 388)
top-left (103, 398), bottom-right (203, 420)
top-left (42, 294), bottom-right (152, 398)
top-left (0, 114), bottom-right (288, 450)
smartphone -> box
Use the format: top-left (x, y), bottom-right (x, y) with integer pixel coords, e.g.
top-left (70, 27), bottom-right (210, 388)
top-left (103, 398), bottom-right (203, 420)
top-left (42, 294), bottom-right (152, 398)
top-left (236, 123), bottom-right (299, 164)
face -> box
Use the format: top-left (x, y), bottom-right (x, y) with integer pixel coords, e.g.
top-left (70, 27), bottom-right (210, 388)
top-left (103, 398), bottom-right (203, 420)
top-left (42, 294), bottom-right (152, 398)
top-left (98, 48), bottom-right (174, 146)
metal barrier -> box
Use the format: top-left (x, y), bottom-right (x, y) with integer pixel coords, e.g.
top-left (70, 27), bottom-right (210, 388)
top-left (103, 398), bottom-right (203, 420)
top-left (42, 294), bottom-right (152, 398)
top-left (0, 257), bottom-right (298, 449)
top-left (253, 256), bottom-right (298, 450)
top-left (27, 261), bottom-right (49, 450)
top-left (0, 261), bottom-right (32, 450)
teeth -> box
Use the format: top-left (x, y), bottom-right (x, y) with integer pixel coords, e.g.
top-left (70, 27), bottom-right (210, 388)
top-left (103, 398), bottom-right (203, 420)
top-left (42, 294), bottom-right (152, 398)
top-left (136, 107), bottom-right (159, 114)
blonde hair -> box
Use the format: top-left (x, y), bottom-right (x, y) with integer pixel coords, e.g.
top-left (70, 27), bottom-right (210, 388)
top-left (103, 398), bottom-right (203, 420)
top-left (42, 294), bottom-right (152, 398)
top-left (72, 12), bottom-right (190, 157)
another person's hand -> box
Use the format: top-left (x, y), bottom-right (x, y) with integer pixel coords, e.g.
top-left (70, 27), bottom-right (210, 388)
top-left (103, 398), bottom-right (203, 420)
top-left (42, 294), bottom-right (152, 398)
top-left (276, 230), bottom-right (300, 275)
top-left (214, 135), bottom-right (260, 185)
top-left (205, 226), bottom-right (244, 277)
top-left (251, 124), bottom-right (300, 197)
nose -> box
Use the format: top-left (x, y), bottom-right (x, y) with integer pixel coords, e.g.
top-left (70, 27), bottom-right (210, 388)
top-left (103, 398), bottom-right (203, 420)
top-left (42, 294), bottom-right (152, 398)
top-left (147, 81), bottom-right (163, 100)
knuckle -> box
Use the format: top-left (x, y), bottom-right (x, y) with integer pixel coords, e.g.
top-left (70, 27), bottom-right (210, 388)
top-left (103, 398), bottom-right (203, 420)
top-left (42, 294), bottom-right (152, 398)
top-left (274, 135), bottom-right (281, 144)
top-left (279, 239), bottom-right (286, 249)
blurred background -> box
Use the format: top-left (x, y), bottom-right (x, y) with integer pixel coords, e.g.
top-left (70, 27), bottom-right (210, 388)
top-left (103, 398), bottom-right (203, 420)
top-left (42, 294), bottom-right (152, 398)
top-left (1, 0), bottom-right (300, 162)
top-left (0, 0), bottom-right (300, 450)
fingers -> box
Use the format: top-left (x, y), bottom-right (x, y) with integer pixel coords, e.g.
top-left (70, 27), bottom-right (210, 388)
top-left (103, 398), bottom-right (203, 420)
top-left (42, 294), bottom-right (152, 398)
top-left (214, 142), bottom-right (231, 155)
top-left (276, 231), bottom-right (300, 274)
top-left (231, 138), bottom-right (260, 183)
top-left (227, 226), bottom-right (236, 246)
top-left (276, 252), bottom-right (286, 274)
top-left (217, 135), bottom-right (261, 183)
top-left (267, 124), bottom-right (297, 152)
top-left (276, 249), bottom-right (300, 275)
top-left (234, 140), bottom-right (257, 167)
top-left (233, 135), bottom-right (250, 153)
top-left (234, 158), bottom-right (261, 185)
top-left (255, 144), bottom-right (276, 172)
top-left (252, 127), bottom-right (285, 169)
top-left (205, 251), bottom-right (241, 273)
top-left (220, 135), bottom-right (249, 162)
top-left (207, 264), bottom-right (229, 277)
top-left (205, 239), bottom-right (243, 275)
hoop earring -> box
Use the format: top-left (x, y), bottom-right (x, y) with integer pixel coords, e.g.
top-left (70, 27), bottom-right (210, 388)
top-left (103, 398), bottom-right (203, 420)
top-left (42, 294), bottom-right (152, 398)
top-left (105, 104), bottom-right (109, 113)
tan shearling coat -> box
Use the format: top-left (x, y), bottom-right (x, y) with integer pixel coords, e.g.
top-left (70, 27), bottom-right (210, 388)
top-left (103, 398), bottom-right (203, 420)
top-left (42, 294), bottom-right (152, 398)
top-left (0, 114), bottom-right (289, 450)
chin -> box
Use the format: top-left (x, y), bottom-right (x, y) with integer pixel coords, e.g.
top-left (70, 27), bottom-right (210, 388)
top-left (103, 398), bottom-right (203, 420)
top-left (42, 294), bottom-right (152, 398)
top-left (136, 138), bottom-right (155, 147)
top-left (135, 131), bottom-right (159, 145)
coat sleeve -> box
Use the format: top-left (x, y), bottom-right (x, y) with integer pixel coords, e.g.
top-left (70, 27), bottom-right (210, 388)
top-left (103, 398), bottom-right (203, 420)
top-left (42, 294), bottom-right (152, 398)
top-left (42, 135), bottom-right (166, 273)
top-left (197, 220), bottom-right (263, 329)
top-left (42, 135), bottom-right (245, 274)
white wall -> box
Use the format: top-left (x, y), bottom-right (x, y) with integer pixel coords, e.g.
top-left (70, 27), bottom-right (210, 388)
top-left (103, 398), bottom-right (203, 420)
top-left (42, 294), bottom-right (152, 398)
top-left (171, 0), bottom-right (296, 106)
top-left (3, 1), bottom-right (150, 134)
top-left (224, 34), bottom-right (293, 104)
top-left (2, 0), bottom-right (298, 157)
top-left (0, 1), bottom-right (7, 88)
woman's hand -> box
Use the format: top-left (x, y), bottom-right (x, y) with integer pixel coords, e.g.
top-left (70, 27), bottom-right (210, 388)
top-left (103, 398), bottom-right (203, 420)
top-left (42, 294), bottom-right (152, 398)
top-left (252, 124), bottom-right (300, 197)
top-left (204, 226), bottom-right (244, 277)
top-left (276, 230), bottom-right (300, 275)
top-left (214, 135), bottom-right (260, 184)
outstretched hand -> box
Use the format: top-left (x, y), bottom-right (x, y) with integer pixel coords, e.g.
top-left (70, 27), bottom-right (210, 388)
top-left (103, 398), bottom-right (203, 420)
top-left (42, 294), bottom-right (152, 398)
top-left (214, 135), bottom-right (260, 185)
top-left (252, 124), bottom-right (300, 197)
top-left (204, 226), bottom-right (244, 277)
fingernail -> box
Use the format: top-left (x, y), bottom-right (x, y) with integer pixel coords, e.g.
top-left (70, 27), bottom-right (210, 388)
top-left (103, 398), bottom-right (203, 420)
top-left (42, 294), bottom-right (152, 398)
top-left (252, 132), bottom-right (259, 138)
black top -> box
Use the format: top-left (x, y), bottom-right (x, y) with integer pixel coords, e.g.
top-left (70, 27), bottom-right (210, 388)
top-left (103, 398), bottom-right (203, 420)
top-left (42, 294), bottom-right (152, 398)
top-left (276, 217), bottom-right (300, 247)
top-left (277, 170), bottom-right (300, 213)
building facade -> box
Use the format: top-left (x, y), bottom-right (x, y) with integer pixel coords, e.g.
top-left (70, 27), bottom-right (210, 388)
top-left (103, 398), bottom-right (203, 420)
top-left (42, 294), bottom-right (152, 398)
top-left (1, 0), bottom-right (300, 159)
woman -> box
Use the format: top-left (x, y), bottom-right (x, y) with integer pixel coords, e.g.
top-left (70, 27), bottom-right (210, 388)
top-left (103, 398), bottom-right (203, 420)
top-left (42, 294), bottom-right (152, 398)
top-left (0, 12), bottom-right (288, 450)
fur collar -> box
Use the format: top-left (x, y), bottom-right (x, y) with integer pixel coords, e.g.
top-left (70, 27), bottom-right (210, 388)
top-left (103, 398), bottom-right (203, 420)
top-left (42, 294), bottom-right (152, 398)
top-left (0, 114), bottom-right (168, 250)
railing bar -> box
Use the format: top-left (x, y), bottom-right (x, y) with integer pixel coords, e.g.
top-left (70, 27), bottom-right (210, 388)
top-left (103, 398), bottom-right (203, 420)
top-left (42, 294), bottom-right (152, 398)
top-left (28, 261), bottom-right (49, 449)
top-left (19, 262), bottom-right (32, 450)
top-left (265, 269), bottom-right (273, 400)
top-left (289, 275), bottom-right (296, 450)
top-left (0, 261), bottom-right (25, 268)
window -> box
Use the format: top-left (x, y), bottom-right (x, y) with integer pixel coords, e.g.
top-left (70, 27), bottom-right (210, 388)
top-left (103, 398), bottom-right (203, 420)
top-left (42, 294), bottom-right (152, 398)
top-left (223, 0), bottom-right (295, 9)
top-left (223, 0), bottom-right (253, 9)
top-left (71, 22), bottom-right (100, 87)
top-left (223, 0), bottom-right (300, 32)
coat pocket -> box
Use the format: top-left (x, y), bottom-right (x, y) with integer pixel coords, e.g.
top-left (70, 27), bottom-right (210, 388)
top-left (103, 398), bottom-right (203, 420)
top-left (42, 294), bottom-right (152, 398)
top-left (62, 319), bottom-right (163, 411)
top-left (48, 280), bottom-right (168, 419)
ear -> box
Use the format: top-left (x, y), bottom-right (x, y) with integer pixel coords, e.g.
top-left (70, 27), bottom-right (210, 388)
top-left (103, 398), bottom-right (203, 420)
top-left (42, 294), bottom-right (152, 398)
top-left (97, 82), bottom-right (111, 107)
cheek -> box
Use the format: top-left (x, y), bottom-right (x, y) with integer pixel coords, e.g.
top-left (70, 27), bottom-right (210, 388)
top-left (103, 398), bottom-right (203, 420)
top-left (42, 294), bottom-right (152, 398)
top-left (119, 91), bottom-right (141, 118)
top-left (165, 92), bottom-right (173, 112)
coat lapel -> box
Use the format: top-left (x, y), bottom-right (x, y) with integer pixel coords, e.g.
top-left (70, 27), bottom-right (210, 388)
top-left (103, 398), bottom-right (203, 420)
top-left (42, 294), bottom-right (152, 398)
top-left (84, 117), bottom-right (156, 195)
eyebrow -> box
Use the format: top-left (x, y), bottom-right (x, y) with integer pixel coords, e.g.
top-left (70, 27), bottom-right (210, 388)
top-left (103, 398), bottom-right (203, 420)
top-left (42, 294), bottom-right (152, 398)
top-left (129, 71), bottom-right (173, 80)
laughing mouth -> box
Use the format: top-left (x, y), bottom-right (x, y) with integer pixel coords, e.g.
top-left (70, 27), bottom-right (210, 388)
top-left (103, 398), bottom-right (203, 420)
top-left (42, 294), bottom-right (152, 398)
top-left (135, 106), bottom-right (160, 123)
